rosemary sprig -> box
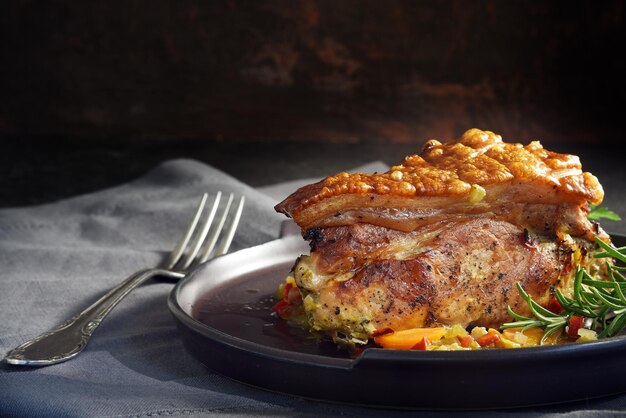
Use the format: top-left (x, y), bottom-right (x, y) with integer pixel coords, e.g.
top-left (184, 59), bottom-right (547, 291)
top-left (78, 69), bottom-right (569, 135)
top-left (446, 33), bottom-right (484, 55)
top-left (502, 282), bottom-right (567, 345)
top-left (502, 236), bottom-right (626, 343)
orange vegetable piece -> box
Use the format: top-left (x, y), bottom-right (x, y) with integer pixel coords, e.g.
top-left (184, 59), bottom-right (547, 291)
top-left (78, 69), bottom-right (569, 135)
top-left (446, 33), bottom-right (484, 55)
top-left (476, 329), bottom-right (501, 347)
top-left (502, 326), bottom-right (560, 346)
top-left (374, 327), bottom-right (447, 350)
top-left (457, 335), bottom-right (474, 348)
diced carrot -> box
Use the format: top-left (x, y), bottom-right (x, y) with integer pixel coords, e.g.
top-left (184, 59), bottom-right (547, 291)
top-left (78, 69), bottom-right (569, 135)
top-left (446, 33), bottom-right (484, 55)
top-left (374, 327), bottom-right (447, 350)
top-left (411, 337), bottom-right (431, 350)
top-left (476, 329), bottom-right (501, 347)
top-left (457, 335), bottom-right (474, 348)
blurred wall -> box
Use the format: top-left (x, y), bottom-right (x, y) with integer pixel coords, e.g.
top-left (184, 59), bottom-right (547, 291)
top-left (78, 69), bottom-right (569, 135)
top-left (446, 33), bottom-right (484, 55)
top-left (1, 0), bottom-right (624, 143)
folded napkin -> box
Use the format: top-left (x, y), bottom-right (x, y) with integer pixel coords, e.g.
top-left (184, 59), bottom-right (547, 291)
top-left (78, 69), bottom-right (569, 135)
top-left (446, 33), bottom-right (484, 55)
top-left (1, 159), bottom-right (625, 418)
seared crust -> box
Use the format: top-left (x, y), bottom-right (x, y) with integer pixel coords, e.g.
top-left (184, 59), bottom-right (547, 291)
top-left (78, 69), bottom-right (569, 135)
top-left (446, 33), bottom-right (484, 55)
top-left (275, 129), bottom-right (604, 231)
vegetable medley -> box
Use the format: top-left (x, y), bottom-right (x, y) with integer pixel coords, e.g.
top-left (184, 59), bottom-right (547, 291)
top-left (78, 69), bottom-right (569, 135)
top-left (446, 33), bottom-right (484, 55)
top-left (273, 275), bottom-right (599, 351)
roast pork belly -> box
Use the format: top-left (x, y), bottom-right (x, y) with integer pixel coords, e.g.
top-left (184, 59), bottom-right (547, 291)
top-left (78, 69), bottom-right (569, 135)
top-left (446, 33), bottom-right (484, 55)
top-left (275, 129), bottom-right (610, 344)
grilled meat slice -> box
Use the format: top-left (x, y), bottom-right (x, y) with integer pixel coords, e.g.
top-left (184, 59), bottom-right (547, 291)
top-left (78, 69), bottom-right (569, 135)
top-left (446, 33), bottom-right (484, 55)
top-left (275, 129), bottom-right (611, 344)
top-left (275, 129), bottom-right (604, 240)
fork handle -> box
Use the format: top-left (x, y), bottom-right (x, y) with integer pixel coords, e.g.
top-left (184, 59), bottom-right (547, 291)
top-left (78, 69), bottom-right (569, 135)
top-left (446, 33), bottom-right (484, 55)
top-left (4, 268), bottom-right (184, 366)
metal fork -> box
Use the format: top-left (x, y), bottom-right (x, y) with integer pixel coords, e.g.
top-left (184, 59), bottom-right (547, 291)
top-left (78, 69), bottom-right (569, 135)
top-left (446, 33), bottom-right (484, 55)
top-left (4, 192), bottom-right (245, 366)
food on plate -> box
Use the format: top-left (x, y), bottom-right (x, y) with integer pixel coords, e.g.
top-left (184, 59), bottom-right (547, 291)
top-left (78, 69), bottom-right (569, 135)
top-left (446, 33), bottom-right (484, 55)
top-left (274, 128), bottom-right (618, 350)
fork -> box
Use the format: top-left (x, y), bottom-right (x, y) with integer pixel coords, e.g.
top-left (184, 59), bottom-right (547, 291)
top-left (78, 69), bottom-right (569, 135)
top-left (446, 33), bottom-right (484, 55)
top-left (4, 192), bottom-right (245, 366)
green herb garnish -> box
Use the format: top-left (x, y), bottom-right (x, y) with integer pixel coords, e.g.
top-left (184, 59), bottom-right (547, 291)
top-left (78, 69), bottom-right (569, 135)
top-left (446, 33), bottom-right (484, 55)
top-left (502, 282), bottom-right (567, 345)
top-left (588, 204), bottom-right (622, 221)
top-left (502, 237), bottom-right (626, 343)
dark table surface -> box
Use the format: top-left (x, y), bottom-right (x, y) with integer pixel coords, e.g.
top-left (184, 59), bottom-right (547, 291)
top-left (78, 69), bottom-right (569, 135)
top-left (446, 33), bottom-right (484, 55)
top-left (3, 137), bottom-right (626, 237)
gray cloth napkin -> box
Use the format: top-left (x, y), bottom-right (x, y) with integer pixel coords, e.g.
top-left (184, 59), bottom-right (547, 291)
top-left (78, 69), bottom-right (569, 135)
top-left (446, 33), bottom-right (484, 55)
top-left (1, 159), bottom-right (625, 418)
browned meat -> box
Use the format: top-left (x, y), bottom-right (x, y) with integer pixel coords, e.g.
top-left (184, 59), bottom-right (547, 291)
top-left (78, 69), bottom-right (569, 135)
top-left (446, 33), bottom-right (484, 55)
top-left (296, 219), bottom-right (602, 338)
top-left (275, 129), bottom-right (611, 344)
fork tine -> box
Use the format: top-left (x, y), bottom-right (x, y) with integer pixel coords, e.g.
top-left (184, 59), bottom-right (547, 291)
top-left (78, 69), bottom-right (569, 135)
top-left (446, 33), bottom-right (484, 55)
top-left (213, 195), bottom-right (245, 258)
top-left (196, 193), bottom-right (234, 264)
top-left (178, 191), bottom-right (222, 270)
top-left (162, 193), bottom-right (208, 269)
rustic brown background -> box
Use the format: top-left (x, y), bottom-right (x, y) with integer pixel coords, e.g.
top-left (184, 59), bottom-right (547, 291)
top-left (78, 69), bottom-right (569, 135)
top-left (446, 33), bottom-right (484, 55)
top-left (1, 1), bottom-right (626, 209)
top-left (2, 0), bottom-right (625, 144)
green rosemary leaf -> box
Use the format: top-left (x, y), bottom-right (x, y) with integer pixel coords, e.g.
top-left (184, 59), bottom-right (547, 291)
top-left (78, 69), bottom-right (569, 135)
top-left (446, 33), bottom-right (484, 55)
top-left (580, 278), bottom-right (626, 290)
top-left (501, 320), bottom-right (538, 330)
top-left (611, 268), bottom-right (626, 281)
top-left (601, 312), bottom-right (626, 338)
top-left (516, 282), bottom-right (562, 321)
top-left (594, 236), bottom-right (626, 263)
top-left (555, 289), bottom-right (597, 317)
top-left (573, 267), bottom-right (586, 301)
top-left (610, 267), bottom-right (626, 305)
top-left (588, 286), bottom-right (624, 310)
top-left (505, 305), bottom-right (533, 322)
top-left (541, 325), bottom-right (564, 345)
top-left (501, 307), bottom-right (544, 330)
top-left (574, 268), bottom-right (604, 309)
top-left (612, 269), bottom-right (626, 278)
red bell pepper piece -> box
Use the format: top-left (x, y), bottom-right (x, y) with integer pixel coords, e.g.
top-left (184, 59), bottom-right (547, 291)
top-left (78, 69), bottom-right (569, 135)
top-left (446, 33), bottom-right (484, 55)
top-left (411, 337), bottom-right (431, 350)
top-left (546, 296), bottom-right (565, 314)
top-left (272, 299), bottom-right (292, 317)
top-left (567, 315), bottom-right (584, 339)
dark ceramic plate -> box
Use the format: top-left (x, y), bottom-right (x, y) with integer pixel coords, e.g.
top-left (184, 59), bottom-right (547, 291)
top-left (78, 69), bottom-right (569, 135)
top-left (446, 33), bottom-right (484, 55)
top-left (168, 233), bottom-right (626, 410)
